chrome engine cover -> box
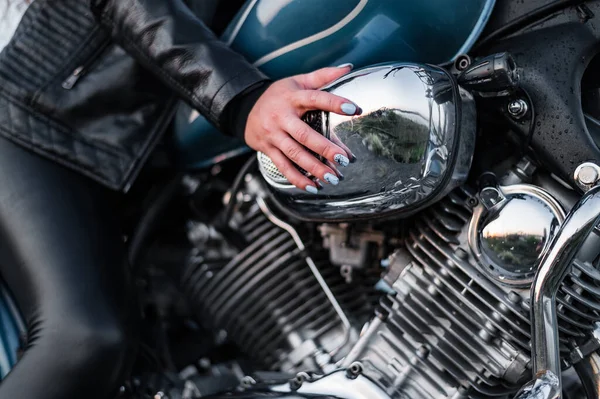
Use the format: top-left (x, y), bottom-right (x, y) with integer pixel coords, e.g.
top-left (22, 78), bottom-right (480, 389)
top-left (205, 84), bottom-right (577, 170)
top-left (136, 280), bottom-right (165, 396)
top-left (259, 63), bottom-right (476, 222)
top-left (468, 184), bottom-right (566, 287)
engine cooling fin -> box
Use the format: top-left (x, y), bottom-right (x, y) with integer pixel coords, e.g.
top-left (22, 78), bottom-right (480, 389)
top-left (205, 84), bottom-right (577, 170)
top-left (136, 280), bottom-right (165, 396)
top-left (410, 187), bottom-right (600, 350)
top-left (350, 189), bottom-right (530, 398)
top-left (180, 201), bottom-right (375, 371)
top-left (558, 259), bottom-right (600, 339)
top-left (348, 186), bottom-right (600, 398)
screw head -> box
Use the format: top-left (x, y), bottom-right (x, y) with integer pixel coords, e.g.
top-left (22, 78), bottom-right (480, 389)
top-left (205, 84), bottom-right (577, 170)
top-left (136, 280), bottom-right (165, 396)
top-left (507, 99), bottom-right (528, 119)
top-left (577, 164), bottom-right (599, 185)
top-left (347, 362), bottom-right (364, 379)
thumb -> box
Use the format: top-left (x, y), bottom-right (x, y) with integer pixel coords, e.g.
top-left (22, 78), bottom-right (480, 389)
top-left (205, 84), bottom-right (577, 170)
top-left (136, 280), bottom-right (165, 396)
top-left (298, 65), bottom-right (353, 89)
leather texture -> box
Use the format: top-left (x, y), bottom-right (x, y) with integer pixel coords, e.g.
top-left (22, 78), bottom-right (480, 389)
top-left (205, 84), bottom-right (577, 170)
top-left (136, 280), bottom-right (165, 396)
top-left (0, 136), bottom-right (137, 398)
top-left (0, 0), bottom-right (267, 191)
top-left (92, 0), bottom-right (268, 128)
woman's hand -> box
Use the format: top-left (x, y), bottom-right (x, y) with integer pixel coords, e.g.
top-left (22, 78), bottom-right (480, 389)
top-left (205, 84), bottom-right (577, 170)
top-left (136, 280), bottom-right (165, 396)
top-left (244, 65), bottom-right (359, 193)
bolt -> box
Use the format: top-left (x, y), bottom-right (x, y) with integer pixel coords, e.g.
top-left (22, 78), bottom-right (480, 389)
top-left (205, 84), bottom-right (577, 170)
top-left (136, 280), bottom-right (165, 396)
top-left (375, 279), bottom-right (396, 295)
top-left (455, 248), bottom-right (469, 260)
top-left (181, 175), bottom-right (200, 194)
top-left (455, 54), bottom-right (471, 71)
top-left (314, 350), bottom-right (332, 369)
top-left (416, 346), bottom-right (430, 359)
top-left (347, 362), bottom-right (363, 379)
top-left (291, 372), bottom-right (310, 389)
top-left (507, 99), bottom-right (529, 119)
top-left (515, 157), bottom-right (537, 179)
top-left (479, 186), bottom-right (507, 210)
top-left (575, 162), bottom-right (600, 187)
top-left (508, 291), bottom-right (521, 304)
top-left (466, 197), bottom-right (479, 208)
top-left (241, 376), bottom-right (257, 388)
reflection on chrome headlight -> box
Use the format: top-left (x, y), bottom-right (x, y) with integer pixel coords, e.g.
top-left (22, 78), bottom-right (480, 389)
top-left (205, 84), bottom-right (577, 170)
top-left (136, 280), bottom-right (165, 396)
top-left (258, 62), bottom-right (477, 221)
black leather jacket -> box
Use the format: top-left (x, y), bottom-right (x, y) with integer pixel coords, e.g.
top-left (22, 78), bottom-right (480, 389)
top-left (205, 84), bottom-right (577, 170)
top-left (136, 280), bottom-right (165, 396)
top-left (0, 0), bottom-right (268, 191)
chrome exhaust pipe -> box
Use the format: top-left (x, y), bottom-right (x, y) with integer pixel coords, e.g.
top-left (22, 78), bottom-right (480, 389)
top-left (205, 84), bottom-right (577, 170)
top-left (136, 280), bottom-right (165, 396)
top-left (516, 185), bottom-right (600, 399)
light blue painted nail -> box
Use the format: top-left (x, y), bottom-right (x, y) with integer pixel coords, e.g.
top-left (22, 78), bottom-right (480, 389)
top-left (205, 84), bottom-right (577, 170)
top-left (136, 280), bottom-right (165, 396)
top-left (336, 63), bottom-right (354, 70)
top-left (324, 173), bottom-right (339, 185)
top-left (334, 154), bottom-right (350, 167)
top-left (341, 103), bottom-right (357, 115)
top-left (305, 185), bottom-right (318, 194)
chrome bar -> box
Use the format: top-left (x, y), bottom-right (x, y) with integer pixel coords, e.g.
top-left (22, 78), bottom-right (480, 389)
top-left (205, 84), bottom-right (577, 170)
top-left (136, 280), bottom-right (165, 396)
top-left (529, 185), bottom-right (600, 396)
top-left (256, 196), bottom-right (352, 358)
top-left (340, 314), bottom-right (384, 368)
top-left (271, 370), bottom-right (390, 399)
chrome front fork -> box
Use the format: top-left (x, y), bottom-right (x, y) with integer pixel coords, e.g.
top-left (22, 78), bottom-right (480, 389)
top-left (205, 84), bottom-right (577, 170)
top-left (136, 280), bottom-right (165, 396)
top-left (517, 186), bottom-right (600, 399)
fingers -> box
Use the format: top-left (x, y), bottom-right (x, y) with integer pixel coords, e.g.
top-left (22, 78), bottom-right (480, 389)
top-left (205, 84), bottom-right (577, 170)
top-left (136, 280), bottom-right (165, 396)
top-left (275, 132), bottom-right (341, 186)
top-left (264, 147), bottom-right (319, 193)
top-left (298, 65), bottom-right (352, 89)
top-left (325, 160), bottom-right (344, 181)
top-left (244, 64), bottom-right (359, 192)
top-left (293, 90), bottom-right (360, 116)
top-left (330, 132), bottom-right (356, 162)
top-left (282, 117), bottom-right (350, 167)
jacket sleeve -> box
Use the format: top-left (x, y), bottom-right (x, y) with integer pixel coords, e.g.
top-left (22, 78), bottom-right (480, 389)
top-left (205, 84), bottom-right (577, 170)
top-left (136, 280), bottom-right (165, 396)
top-left (91, 0), bottom-right (269, 130)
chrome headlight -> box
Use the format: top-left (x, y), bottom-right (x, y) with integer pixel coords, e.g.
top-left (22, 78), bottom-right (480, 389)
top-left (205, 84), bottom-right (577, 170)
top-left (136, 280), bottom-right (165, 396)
top-left (259, 62), bottom-right (476, 221)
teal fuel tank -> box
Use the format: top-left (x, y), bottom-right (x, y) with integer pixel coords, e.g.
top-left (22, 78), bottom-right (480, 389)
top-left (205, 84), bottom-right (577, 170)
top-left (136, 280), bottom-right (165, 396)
top-left (174, 0), bottom-right (495, 168)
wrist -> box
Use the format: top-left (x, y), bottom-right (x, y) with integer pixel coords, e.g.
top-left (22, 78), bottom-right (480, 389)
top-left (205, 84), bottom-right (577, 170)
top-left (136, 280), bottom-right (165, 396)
top-left (221, 80), bottom-right (272, 141)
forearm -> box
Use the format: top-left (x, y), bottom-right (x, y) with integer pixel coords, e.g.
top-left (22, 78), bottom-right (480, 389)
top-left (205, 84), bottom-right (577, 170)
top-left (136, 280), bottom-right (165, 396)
top-left (91, 0), bottom-right (268, 130)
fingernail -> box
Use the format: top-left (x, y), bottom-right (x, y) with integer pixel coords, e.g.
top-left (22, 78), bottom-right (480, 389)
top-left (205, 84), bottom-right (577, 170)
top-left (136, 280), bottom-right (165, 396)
top-left (341, 103), bottom-right (357, 115)
top-left (315, 179), bottom-right (324, 189)
top-left (334, 154), bottom-right (350, 167)
top-left (324, 173), bottom-right (339, 185)
top-left (305, 185), bottom-right (318, 194)
top-left (350, 153), bottom-right (358, 163)
top-left (337, 171), bottom-right (345, 181)
top-left (336, 63), bottom-right (354, 70)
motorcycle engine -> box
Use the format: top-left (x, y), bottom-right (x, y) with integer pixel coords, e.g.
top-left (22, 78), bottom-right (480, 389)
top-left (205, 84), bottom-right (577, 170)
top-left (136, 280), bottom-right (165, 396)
top-left (176, 159), bottom-right (600, 399)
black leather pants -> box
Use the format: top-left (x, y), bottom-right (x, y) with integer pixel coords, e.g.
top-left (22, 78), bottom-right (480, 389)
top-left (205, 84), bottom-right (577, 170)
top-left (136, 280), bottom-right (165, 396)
top-left (0, 137), bottom-right (137, 398)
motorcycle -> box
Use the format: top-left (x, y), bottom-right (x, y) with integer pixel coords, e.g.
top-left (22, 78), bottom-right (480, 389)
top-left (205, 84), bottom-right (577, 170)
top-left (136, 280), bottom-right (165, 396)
top-left (3, 0), bottom-right (600, 398)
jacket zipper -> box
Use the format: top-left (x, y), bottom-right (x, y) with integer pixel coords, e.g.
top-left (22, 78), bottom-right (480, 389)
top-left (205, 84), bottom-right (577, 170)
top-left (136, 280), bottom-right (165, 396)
top-left (62, 40), bottom-right (111, 90)
top-left (62, 66), bottom-right (86, 89)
